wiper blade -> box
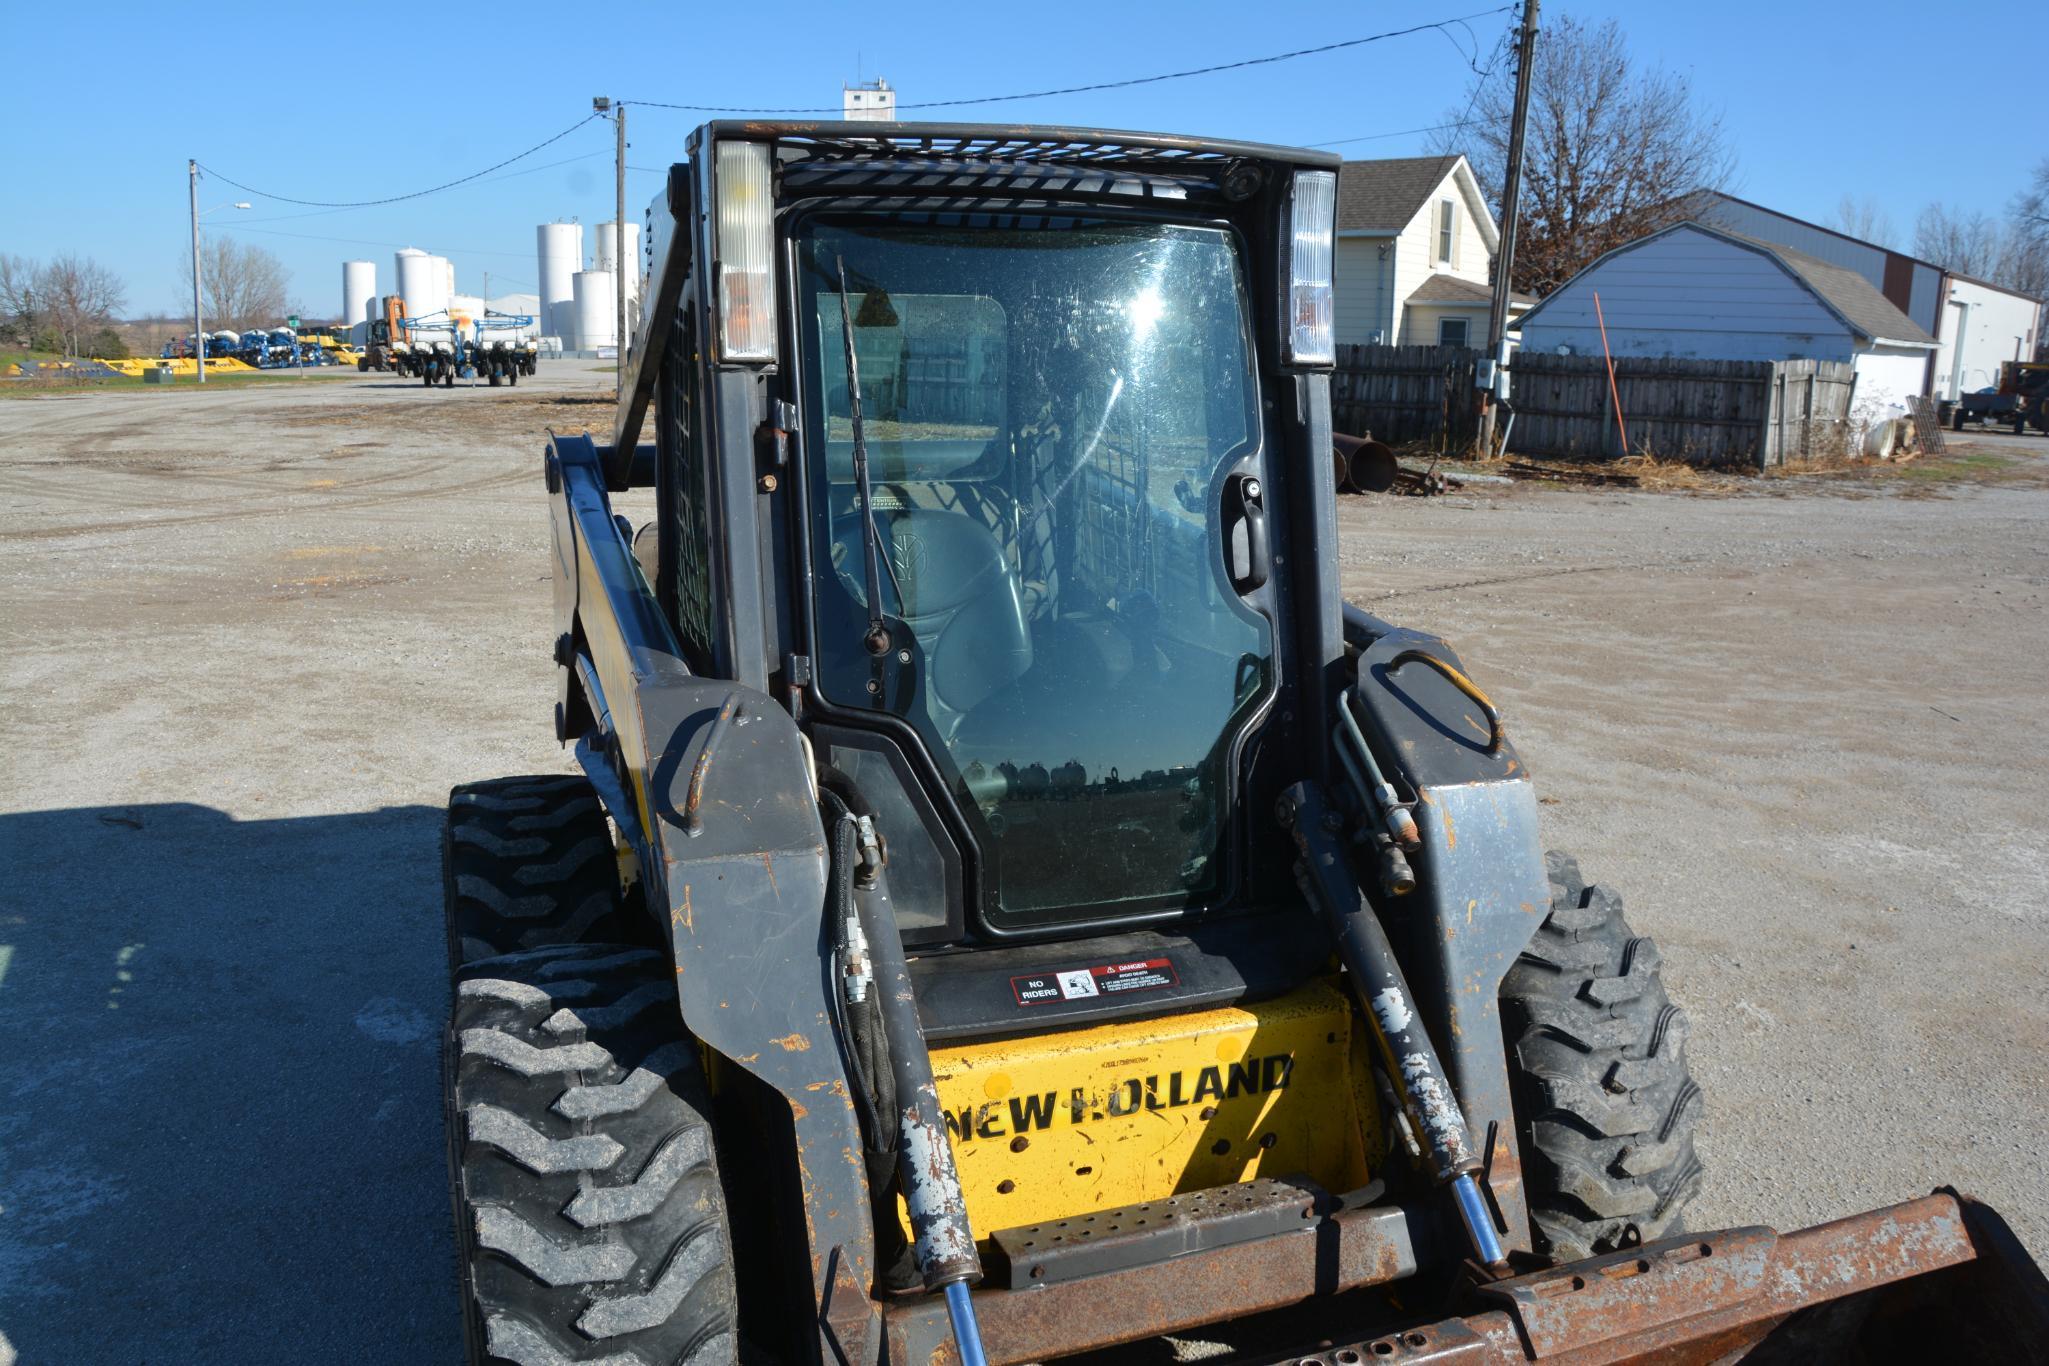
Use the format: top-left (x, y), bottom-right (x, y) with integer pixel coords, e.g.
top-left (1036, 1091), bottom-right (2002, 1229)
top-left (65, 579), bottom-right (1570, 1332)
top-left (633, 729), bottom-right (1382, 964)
top-left (836, 256), bottom-right (893, 661)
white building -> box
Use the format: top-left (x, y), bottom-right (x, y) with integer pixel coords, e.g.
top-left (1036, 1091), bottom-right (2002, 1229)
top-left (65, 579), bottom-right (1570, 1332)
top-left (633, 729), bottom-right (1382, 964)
top-left (1676, 190), bottom-right (2039, 400)
top-left (1333, 154), bottom-right (1530, 348)
top-left (1513, 222), bottom-right (1938, 416)
top-left (1936, 274), bottom-right (2041, 398)
top-left (843, 79), bottom-right (895, 122)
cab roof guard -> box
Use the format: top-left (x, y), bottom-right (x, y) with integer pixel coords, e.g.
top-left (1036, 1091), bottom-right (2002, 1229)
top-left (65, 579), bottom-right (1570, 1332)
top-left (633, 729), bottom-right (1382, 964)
top-left (605, 121), bottom-right (1339, 485)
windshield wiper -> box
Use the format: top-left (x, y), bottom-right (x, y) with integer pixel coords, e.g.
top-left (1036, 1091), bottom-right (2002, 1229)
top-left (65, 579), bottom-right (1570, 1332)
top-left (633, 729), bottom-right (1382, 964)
top-left (836, 256), bottom-right (894, 662)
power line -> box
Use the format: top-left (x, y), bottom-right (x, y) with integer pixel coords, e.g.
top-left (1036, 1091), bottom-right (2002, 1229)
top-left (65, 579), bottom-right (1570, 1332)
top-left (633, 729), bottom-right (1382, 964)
top-left (197, 114), bottom-right (603, 209)
top-left (1309, 119), bottom-right (1486, 148)
top-left (624, 9), bottom-right (1511, 115)
top-left (221, 224), bottom-right (539, 261)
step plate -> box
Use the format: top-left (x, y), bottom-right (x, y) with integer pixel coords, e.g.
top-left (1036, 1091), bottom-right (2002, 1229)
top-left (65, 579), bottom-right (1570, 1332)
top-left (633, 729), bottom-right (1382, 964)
top-left (986, 1176), bottom-right (1333, 1287)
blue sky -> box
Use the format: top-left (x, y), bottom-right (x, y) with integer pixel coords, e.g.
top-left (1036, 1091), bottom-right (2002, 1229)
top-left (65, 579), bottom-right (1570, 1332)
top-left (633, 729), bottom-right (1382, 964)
top-left (5, 0), bottom-right (2040, 318)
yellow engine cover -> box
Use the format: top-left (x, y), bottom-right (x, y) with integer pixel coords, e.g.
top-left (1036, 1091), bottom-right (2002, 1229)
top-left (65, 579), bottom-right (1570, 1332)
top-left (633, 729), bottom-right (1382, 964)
top-left (920, 979), bottom-right (1376, 1237)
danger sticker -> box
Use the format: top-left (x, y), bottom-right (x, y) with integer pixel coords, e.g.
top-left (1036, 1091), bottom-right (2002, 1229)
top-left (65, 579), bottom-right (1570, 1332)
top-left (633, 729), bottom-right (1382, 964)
top-left (1010, 957), bottom-right (1180, 1007)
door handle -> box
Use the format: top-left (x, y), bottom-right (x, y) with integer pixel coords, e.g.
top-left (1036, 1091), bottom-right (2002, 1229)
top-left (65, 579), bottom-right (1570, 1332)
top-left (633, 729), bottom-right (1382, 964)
top-left (1227, 474), bottom-right (1269, 593)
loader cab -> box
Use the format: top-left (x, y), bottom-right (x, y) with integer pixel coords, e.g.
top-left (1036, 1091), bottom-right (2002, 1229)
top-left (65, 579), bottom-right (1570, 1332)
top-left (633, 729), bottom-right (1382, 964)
top-left (638, 125), bottom-right (1346, 949)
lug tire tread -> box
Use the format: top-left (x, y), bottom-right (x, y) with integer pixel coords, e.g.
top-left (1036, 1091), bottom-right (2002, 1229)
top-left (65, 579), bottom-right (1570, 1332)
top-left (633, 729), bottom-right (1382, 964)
top-left (1500, 851), bottom-right (1705, 1260)
top-left (444, 777), bottom-right (643, 963)
top-left (447, 943), bottom-right (737, 1366)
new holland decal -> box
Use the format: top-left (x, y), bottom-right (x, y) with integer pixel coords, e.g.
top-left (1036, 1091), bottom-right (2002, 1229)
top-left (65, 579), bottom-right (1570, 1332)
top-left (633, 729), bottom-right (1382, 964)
top-left (941, 1052), bottom-right (1295, 1142)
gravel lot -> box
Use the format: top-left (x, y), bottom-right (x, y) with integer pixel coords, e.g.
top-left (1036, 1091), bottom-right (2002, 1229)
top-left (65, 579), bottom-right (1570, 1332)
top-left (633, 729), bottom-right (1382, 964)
top-left (1, 371), bottom-right (2043, 1362)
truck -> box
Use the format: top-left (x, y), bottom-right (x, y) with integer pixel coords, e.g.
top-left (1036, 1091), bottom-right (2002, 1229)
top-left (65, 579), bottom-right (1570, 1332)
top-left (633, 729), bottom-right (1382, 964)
top-left (1944, 360), bottom-right (2049, 434)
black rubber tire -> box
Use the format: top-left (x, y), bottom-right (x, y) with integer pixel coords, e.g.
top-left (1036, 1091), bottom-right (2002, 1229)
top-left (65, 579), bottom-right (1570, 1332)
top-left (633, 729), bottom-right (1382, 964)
top-left (1952, 408), bottom-right (1966, 432)
top-left (1499, 851), bottom-right (1705, 1261)
top-left (447, 942), bottom-right (739, 1366)
top-left (443, 775), bottom-right (647, 964)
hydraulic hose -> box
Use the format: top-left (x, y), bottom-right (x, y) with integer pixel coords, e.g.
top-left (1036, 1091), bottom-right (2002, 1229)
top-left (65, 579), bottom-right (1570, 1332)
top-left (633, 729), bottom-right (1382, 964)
top-left (1280, 781), bottom-right (1508, 1274)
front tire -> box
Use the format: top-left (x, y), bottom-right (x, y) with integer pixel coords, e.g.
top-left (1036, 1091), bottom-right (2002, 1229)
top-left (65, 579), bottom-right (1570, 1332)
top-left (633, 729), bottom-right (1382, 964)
top-left (447, 944), bottom-right (738, 1366)
top-left (443, 775), bottom-right (647, 964)
top-left (1499, 851), bottom-right (1705, 1261)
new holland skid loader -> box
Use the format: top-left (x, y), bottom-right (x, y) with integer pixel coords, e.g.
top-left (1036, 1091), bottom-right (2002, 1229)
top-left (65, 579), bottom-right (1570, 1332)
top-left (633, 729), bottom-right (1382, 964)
top-left (441, 123), bottom-right (2048, 1365)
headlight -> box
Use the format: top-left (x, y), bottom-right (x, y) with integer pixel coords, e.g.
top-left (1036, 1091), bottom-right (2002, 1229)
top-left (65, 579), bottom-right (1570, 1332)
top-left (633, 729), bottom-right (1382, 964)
top-left (1285, 170), bottom-right (1336, 367)
top-left (714, 141), bottom-right (776, 363)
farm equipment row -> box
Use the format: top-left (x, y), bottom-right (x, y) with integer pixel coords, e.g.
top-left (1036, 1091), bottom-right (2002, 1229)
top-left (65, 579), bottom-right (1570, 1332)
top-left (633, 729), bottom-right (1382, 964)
top-left (358, 306), bottom-right (538, 387)
top-left (160, 328), bottom-right (354, 369)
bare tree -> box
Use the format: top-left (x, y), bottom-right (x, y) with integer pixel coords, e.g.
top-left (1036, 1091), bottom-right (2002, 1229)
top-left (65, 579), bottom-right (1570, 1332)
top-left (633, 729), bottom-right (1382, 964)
top-left (0, 252), bottom-right (40, 347)
top-left (2016, 158), bottom-right (2049, 232)
top-left (1827, 194), bottom-right (1895, 247)
top-left (37, 254), bottom-right (128, 357)
top-left (1913, 204), bottom-right (2002, 277)
top-left (179, 237), bottom-right (290, 333)
top-left (2004, 160), bottom-right (2049, 306)
top-left (1430, 14), bottom-right (1733, 297)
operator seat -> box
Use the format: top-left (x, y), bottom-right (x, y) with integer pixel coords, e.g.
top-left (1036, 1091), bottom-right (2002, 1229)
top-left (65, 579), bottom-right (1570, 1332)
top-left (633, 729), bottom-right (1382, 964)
top-left (851, 501), bottom-right (1034, 741)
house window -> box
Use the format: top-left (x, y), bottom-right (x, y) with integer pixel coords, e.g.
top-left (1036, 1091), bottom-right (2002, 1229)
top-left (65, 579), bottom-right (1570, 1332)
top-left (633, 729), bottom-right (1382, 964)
top-left (1438, 316), bottom-right (1469, 347)
top-left (1437, 199), bottom-right (1457, 266)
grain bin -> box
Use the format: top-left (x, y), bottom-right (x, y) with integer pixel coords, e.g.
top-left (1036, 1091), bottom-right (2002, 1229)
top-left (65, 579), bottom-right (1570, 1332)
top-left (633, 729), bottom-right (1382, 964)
top-left (342, 260), bottom-right (377, 329)
top-left (594, 221), bottom-right (643, 305)
top-left (396, 248), bottom-right (448, 321)
top-left (536, 221), bottom-right (582, 348)
top-left (572, 270), bottom-right (616, 350)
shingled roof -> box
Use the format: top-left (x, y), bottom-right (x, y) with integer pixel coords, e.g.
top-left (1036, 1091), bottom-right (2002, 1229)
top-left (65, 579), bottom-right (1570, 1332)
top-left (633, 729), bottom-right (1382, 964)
top-left (1336, 155), bottom-right (1465, 233)
top-left (1514, 222), bottom-right (1940, 348)
top-left (1721, 229), bottom-right (1938, 347)
top-left (1406, 274), bottom-right (1536, 307)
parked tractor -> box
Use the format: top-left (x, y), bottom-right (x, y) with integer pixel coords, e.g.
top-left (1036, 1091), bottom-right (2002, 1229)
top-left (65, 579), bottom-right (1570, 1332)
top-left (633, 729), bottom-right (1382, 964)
top-left (440, 123), bottom-right (2049, 1366)
top-left (1944, 360), bottom-right (2049, 435)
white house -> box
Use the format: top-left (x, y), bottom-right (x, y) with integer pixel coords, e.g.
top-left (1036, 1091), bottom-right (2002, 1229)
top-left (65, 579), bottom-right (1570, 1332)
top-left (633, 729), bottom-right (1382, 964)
top-left (1513, 222), bottom-right (1939, 415)
top-left (1333, 154), bottom-right (1530, 348)
top-left (1676, 190), bottom-right (2039, 399)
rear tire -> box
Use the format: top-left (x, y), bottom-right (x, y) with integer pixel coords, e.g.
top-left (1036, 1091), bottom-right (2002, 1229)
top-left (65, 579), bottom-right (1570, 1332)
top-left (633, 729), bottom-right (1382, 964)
top-left (443, 775), bottom-right (649, 965)
top-left (446, 943), bottom-right (738, 1366)
top-left (1499, 851), bottom-right (1705, 1261)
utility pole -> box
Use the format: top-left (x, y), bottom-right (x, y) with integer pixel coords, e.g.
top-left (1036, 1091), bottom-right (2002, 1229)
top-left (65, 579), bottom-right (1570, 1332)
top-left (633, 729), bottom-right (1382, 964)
top-left (1482, 0), bottom-right (1539, 454)
top-left (189, 159), bottom-right (206, 384)
top-left (615, 101), bottom-right (628, 395)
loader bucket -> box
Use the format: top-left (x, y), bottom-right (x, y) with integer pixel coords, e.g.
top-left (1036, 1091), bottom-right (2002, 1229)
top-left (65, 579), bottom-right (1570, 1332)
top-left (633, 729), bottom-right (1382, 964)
top-left (1264, 1192), bottom-right (2049, 1364)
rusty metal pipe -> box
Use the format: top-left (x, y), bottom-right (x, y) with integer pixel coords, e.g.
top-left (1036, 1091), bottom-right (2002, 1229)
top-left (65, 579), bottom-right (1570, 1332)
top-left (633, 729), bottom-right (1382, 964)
top-left (1280, 782), bottom-right (1504, 1272)
top-left (1335, 432), bottom-right (1398, 493)
top-left (853, 868), bottom-right (987, 1354)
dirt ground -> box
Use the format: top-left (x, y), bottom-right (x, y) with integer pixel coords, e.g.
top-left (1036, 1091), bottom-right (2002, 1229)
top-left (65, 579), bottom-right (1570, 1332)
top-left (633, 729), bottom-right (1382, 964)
top-left (0, 370), bottom-right (2043, 1362)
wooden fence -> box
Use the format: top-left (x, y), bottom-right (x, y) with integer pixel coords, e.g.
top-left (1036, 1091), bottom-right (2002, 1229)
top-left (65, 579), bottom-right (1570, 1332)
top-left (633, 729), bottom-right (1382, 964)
top-left (1507, 354), bottom-right (1859, 468)
top-left (1332, 343), bottom-right (1480, 449)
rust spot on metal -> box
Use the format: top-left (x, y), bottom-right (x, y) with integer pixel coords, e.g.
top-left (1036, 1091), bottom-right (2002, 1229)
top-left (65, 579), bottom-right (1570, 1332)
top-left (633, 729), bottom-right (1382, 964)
top-left (789, 1099), bottom-right (809, 1119)
top-left (1442, 809), bottom-right (1457, 850)
top-left (770, 1032), bottom-right (812, 1052)
top-left (761, 850), bottom-right (779, 894)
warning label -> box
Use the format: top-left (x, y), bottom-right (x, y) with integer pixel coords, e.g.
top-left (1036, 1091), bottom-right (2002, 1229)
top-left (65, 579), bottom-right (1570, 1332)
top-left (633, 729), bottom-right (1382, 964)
top-left (1011, 957), bottom-right (1180, 1007)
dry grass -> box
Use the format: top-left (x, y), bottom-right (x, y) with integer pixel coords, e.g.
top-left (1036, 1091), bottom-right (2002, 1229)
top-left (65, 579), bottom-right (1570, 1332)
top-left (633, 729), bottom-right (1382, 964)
top-left (1610, 453), bottom-right (1719, 490)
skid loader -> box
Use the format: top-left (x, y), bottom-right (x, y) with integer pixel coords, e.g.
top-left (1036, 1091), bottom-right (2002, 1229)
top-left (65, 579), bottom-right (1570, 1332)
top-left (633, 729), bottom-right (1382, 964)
top-left (440, 122), bottom-right (2048, 1365)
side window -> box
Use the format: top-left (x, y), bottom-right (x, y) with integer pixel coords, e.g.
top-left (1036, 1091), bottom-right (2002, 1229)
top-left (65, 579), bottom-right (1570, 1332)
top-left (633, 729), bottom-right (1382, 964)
top-left (1438, 198), bottom-right (1458, 266)
top-left (1438, 316), bottom-right (1469, 347)
top-left (662, 306), bottom-right (716, 671)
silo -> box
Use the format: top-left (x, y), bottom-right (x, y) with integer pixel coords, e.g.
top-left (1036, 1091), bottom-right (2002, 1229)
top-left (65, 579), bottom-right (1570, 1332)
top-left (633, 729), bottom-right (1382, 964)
top-left (572, 270), bottom-right (617, 351)
top-left (450, 293), bottom-right (485, 325)
top-left (396, 248), bottom-right (447, 320)
top-left (536, 221), bottom-right (583, 346)
top-left (342, 260), bottom-right (377, 329)
top-left (438, 256), bottom-right (456, 300)
top-left (593, 222), bottom-right (643, 305)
